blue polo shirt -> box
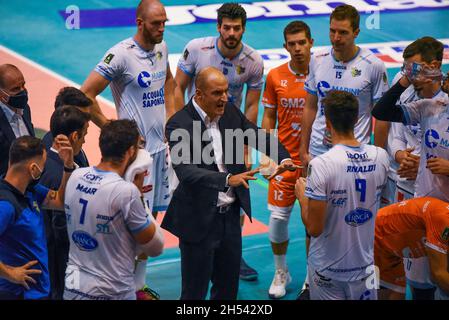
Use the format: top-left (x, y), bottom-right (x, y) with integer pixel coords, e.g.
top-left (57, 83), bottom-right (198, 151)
top-left (0, 180), bottom-right (50, 299)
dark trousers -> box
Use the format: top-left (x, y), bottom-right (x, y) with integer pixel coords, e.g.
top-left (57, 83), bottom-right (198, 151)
top-left (0, 291), bottom-right (24, 300)
top-left (44, 210), bottom-right (69, 300)
top-left (179, 203), bottom-right (242, 300)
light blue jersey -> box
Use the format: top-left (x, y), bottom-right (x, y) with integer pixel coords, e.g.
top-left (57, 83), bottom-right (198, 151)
top-left (95, 38), bottom-right (168, 155)
top-left (305, 144), bottom-right (389, 281)
top-left (305, 47), bottom-right (389, 157)
top-left (400, 90), bottom-right (449, 201)
top-left (177, 36), bottom-right (264, 108)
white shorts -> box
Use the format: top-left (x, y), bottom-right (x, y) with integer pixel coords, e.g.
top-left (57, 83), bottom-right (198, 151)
top-left (63, 265), bottom-right (136, 300)
top-left (308, 265), bottom-right (378, 300)
top-left (142, 146), bottom-right (172, 212)
top-left (403, 256), bottom-right (435, 290)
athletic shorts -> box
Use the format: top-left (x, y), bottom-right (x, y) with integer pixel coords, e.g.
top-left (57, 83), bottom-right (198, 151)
top-left (268, 160), bottom-right (302, 212)
top-left (142, 146), bottom-right (172, 212)
top-left (403, 256), bottom-right (435, 290)
top-left (308, 265), bottom-right (377, 300)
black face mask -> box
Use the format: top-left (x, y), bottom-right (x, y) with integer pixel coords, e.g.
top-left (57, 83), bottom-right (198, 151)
top-left (27, 163), bottom-right (45, 189)
top-left (6, 90), bottom-right (28, 109)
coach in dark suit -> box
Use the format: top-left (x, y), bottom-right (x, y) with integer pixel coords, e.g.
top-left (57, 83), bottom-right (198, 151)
top-left (0, 64), bottom-right (35, 176)
top-left (163, 67), bottom-right (296, 300)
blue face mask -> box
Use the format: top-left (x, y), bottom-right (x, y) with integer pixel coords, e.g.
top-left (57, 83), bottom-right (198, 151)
top-left (3, 89), bottom-right (28, 109)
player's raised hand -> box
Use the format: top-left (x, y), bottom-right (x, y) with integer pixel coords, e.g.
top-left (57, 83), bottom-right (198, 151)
top-left (426, 157), bottom-right (449, 176)
top-left (267, 159), bottom-right (301, 180)
top-left (54, 134), bottom-right (74, 169)
top-left (228, 168), bottom-right (260, 189)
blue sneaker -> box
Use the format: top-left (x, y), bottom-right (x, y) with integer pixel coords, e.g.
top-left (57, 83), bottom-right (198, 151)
top-left (239, 258), bottom-right (258, 281)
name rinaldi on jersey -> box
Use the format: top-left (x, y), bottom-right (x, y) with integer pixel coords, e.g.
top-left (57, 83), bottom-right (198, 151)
top-left (305, 144), bottom-right (389, 281)
top-left (64, 167), bottom-right (151, 299)
top-left (177, 36), bottom-right (264, 108)
top-left (305, 47), bottom-right (389, 157)
top-left (95, 37), bottom-right (168, 155)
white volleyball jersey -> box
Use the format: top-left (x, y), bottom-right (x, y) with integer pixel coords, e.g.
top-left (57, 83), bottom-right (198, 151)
top-left (386, 72), bottom-right (422, 194)
top-left (305, 144), bottom-right (389, 281)
top-left (64, 167), bottom-right (150, 298)
top-left (400, 90), bottom-right (449, 202)
top-left (177, 36), bottom-right (264, 108)
top-left (305, 48), bottom-right (389, 156)
top-left (95, 38), bottom-right (168, 155)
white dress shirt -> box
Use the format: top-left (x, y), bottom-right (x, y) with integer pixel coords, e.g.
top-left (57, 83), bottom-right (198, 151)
top-left (192, 98), bottom-right (235, 207)
top-left (0, 102), bottom-right (30, 138)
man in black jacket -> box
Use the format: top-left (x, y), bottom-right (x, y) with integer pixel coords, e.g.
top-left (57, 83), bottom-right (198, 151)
top-left (39, 106), bottom-right (90, 300)
top-left (0, 64), bottom-right (35, 177)
top-left (163, 67), bottom-right (296, 300)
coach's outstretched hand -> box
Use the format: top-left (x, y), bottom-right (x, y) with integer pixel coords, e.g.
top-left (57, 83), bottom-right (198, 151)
top-left (267, 159), bottom-right (301, 180)
top-left (228, 168), bottom-right (260, 189)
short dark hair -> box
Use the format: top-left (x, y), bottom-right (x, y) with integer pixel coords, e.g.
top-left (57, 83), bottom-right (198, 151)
top-left (403, 37), bottom-right (444, 63)
top-left (9, 136), bottom-right (45, 165)
top-left (330, 5), bottom-right (360, 31)
top-left (99, 120), bottom-right (140, 162)
top-left (217, 3), bottom-right (246, 27)
top-left (54, 87), bottom-right (92, 110)
top-left (50, 105), bottom-right (90, 138)
top-left (322, 90), bottom-right (359, 134)
top-left (283, 21), bottom-right (312, 42)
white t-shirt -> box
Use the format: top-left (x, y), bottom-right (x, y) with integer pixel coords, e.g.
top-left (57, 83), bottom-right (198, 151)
top-left (400, 90), bottom-right (449, 201)
top-left (177, 36), bottom-right (264, 108)
top-left (95, 37), bottom-right (168, 155)
top-left (64, 167), bottom-right (151, 298)
top-left (305, 144), bottom-right (389, 281)
top-left (305, 47), bottom-right (389, 156)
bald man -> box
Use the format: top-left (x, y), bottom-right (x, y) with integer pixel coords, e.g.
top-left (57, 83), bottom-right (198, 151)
top-left (0, 64), bottom-right (35, 176)
top-left (80, 0), bottom-right (175, 299)
top-left (163, 67), bottom-right (295, 300)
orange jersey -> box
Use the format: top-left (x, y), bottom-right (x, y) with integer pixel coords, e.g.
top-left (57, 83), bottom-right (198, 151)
top-left (376, 197), bottom-right (449, 258)
top-left (262, 62), bottom-right (306, 161)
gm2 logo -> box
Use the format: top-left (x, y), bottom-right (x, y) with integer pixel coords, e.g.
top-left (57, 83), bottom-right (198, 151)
top-left (425, 129), bottom-right (439, 149)
top-left (344, 208), bottom-right (373, 227)
top-left (138, 71), bottom-right (152, 88)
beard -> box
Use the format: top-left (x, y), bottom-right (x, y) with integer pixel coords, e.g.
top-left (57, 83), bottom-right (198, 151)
top-left (142, 26), bottom-right (163, 45)
top-left (220, 33), bottom-right (242, 50)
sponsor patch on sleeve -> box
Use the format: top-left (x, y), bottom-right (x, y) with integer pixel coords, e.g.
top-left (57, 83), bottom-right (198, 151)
top-left (104, 53), bottom-right (114, 64)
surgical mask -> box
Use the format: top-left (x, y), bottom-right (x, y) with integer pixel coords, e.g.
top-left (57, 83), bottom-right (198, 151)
top-left (401, 61), bottom-right (443, 82)
top-left (1, 89), bottom-right (28, 109)
top-left (28, 163), bottom-right (44, 188)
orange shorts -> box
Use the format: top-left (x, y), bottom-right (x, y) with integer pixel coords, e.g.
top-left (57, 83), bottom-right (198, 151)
top-left (268, 162), bottom-right (302, 211)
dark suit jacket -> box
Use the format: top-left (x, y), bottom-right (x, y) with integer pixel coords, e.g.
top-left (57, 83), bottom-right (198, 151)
top-left (162, 100), bottom-right (290, 243)
top-left (0, 104), bottom-right (35, 176)
top-left (42, 132), bottom-right (89, 168)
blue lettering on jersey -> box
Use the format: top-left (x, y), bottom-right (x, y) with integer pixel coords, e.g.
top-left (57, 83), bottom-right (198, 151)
top-left (82, 173), bottom-right (103, 183)
top-left (425, 129), bottom-right (439, 148)
top-left (72, 231), bottom-right (98, 251)
top-left (142, 88), bottom-right (165, 108)
top-left (137, 71), bottom-right (152, 88)
top-left (76, 184), bottom-right (98, 195)
top-left (346, 152), bottom-right (369, 161)
top-left (330, 189), bottom-right (347, 195)
top-left (346, 164), bottom-right (376, 173)
top-left (221, 60), bottom-right (233, 67)
top-left (96, 223), bottom-right (112, 234)
top-left (439, 138), bottom-right (449, 149)
top-left (331, 197), bottom-right (347, 207)
top-left (96, 214), bottom-right (114, 221)
top-left (344, 208), bottom-right (373, 227)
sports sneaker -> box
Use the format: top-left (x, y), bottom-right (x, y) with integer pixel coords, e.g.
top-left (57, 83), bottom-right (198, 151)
top-left (268, 269), bottom-right (292, 299)
top-left (296, 284), bottom-right (310, 300)
top-left (136, 285), bottom-right (160, 300)
top-left (239, 258), bottom-right (258, 281)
